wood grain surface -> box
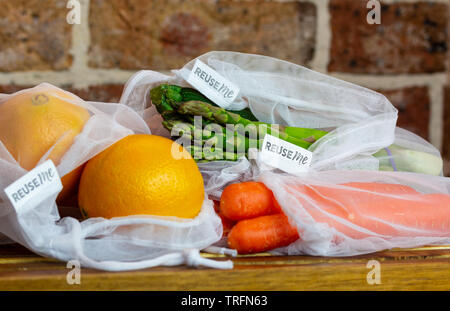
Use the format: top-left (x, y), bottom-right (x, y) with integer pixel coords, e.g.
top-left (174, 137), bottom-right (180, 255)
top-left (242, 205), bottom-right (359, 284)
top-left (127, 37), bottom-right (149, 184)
top-left (1, 243), bottom-right (450, 290)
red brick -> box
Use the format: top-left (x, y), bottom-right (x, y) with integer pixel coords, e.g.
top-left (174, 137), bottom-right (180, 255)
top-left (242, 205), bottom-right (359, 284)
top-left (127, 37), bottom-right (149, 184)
top-left (0, 84), bottom-right (124, 103)
top-left (378, 87), bottom-right (430, 140)
top-left (88, 0), bottom-right (317, 70)
top-left (0, 0), bottom-right (73, 71)
top-left (0, 84), bottom-right (31, 94)
top-left (329, 1), bottom-right (448, 74)
top-left (68, 85), bottom-right (125, 103)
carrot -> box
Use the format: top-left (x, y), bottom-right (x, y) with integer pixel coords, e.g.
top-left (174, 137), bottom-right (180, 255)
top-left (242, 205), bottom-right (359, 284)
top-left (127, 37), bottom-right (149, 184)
top-left (341, 182), bottom-right (419, 195)
top-left (220, 214), bottom-right (236, 238)
top-left (212, 199), bottom-right (221, 213)
top-left (213, 200), bottom-right (235, 237)
top-left (227, 214), bottom-right (299, 254)
top-left (220, 182), bottom-right (281, 221)
top-left (284, 182), bottom-right (450, 239)
top-left (296, 182), bottom-right (419, 209)
top-left (226, 181), bottom-right (450, 254)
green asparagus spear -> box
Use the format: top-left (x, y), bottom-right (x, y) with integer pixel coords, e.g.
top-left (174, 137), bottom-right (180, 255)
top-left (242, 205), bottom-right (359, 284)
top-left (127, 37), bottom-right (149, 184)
top-left (185, 145), bottom-right (240, 161)
top-left (162, 119), bottom-right (216, 141)
top-left (177, 101), bottom-right (312, 149)
top-left (178, 100), bottom-right (253, 126)
top-left (204, 126), bottom-right (262, 154)
top-left (151, 84), bottom-right (326, 144)
top-left (167, 84), bottom-right (259, 121)
top-left (165, 118), bottom-right (261, 155)
top-left (151, 84), bottom-right (322, 159)
top-left (149, 84), bottom-right (181, 120)
top-left (153, 85), bottom-right (444, 174)
top-left (279, 125), bottom-right (328, 143)
top-left (161, 84), bottom-right (329, 137)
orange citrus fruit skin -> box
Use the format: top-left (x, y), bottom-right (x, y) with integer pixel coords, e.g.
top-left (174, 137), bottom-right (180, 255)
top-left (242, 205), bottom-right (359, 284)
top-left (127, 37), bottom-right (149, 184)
top-left (78, 134), bottom-right (205, 219)
top-left (0, 89), bottom-right (91, 203)
top-left (58, 163), bottom-right (86, 205)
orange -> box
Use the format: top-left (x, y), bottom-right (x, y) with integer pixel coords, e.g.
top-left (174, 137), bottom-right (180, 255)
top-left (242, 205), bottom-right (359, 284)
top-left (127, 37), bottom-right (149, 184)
top-left (0, 87), bottom-right (91, 203)
top-left (78, 134), bottom-right (205, 219)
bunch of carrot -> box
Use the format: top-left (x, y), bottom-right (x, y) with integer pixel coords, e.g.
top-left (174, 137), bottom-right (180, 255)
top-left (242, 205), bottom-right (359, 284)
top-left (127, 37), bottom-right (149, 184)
top-left (217, 181), bottom-right (450, 254)
top-left (217, 182), bottom-right (300, 254)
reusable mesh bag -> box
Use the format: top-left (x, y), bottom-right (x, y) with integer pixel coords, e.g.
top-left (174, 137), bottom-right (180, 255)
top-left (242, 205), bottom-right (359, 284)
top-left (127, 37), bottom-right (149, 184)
top-left (121, 51), bottom-right (449, 256)
top-left (121, 51), bottom-right (399, 171)
top-left (0, 83), bottom-right (231, 271)
top-left (259, 169), bottom-right (450, 257)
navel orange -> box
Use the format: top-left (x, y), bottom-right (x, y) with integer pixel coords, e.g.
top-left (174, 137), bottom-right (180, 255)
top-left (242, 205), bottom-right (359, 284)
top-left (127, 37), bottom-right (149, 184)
top-left (0, 87), bottom-right (91, 203)
top-left (78, 134), bottom-right (205, 219)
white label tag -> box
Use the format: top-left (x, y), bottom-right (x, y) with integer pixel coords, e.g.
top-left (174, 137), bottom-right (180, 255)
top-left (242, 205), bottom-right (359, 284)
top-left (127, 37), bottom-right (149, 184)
top-left (4, 160), bottom-right (62, 214)
top-left (259, 134), bottom-right (313, 174)
top-left (186, 59), bottom-right (239, 109)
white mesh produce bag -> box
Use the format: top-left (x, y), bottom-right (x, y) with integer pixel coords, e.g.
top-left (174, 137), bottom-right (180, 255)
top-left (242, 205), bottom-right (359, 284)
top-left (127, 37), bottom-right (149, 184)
top-left (0, 83), bottom-right (230, 271)
top-left (120, 51), bottom-right (449, 256)
top-left (259, 169), bottom-right (450, 257)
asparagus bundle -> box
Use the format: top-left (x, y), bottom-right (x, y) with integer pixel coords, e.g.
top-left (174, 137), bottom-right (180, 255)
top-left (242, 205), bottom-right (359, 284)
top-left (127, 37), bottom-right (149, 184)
top-left (149, 84), bottom-right (443, 175)
top-left (150, 84), bottom-right (328, 161)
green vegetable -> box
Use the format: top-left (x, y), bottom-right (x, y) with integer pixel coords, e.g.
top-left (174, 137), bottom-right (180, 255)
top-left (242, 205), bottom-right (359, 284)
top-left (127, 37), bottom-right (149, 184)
top-left (283, 126), bottom-right (329, 143)
top-left (182, 87), bottom-right (259, 121)
top-left (164, 117), bottom-right (261, 156)
top-left (374, 145), bottom-right (443, 176)
top-left (151, 84), bottom-right (259, 121)
top-left (180, 87), bottom-right (214, 103)
top-left (149, 84), bottom-right (326, 161)
top-left (177, 101), bottom-right (315, 149)
top-left (151, 84), bottom-right (327, 142)
top-left (151, 84), bottom-right (443, 175)
top-left (184, 145), bottom-right (240, 162)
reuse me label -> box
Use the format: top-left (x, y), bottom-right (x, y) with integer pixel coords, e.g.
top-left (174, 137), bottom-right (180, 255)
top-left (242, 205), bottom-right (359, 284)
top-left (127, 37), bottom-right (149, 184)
top-left (186, 59), bottom-right (240, 109)
top-left (259, 134), bottom-right (313, 174)
top-left (4, 160), bottom-right (62, 214)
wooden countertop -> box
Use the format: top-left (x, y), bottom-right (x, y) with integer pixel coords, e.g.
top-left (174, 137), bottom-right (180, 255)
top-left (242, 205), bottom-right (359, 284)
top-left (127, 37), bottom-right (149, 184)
top-left (1, 243), bottom-right (450, 290)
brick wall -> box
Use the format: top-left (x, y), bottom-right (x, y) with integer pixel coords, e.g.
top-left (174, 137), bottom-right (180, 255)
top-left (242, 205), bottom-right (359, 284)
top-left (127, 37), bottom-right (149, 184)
top-left (0, 0), bottom-right (449, 175)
